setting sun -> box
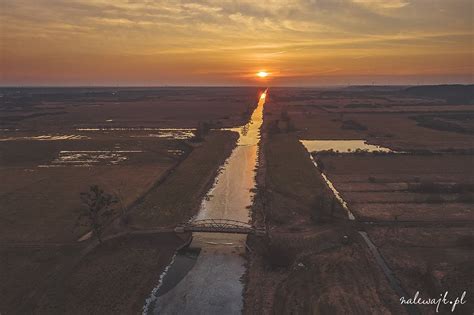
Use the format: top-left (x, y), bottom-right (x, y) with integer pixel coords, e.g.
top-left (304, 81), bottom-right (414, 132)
top-left (257, 71), bottom-right (269, 78)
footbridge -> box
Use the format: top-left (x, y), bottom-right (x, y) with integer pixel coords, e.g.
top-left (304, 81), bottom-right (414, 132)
top-left (174, 219), bottom-right (265, 236)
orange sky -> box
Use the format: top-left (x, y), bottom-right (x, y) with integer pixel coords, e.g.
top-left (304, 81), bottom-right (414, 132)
top-left (1, 0), bottom-right (473, 86)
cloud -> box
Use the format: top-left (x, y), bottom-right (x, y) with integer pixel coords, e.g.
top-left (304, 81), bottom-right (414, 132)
top-left (1, 0), bottom-right (472, 85)
top-left (352, 0), bottom-right (409, 9)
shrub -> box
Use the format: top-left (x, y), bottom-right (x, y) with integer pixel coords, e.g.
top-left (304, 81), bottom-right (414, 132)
top-left (77, 185), bottom-right (117, 243)
top-left (341, 119), bottom-right (367, 131)
top-left (263, 241), bottom-right (295, 269)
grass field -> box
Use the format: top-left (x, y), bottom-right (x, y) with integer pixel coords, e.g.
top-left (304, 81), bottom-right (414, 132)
top-left (0, 88), bottom-right (254, 313)
top-left (245, 86), bottom-right (473, 314)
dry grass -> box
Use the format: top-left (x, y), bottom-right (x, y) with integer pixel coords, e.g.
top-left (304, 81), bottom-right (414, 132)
top-left (1, 233), bottom-right (184, 314)
top-left (245, 126), bottom-right (402, 314)
top-left (1, 87), bottom-right (260, 130)
top-left (367, 226), bottom-right (474, 314)
top-left (320, 155), bottom-right (473, 221)
top-left (131, 130), bottom-right (238, 227)
top-left (0, 136), bottom-right (180, 242)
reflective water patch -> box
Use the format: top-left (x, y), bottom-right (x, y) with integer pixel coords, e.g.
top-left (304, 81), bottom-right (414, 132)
top-left (0, 134), bottom-right (89, 141)
top-left (38, 150), bottom-right (143, 167)
top-left (300, 139), bottom-right (393, 153)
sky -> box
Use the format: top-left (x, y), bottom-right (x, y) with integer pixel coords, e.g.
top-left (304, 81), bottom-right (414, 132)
top-left (0, 0), bottom-right (473, 86)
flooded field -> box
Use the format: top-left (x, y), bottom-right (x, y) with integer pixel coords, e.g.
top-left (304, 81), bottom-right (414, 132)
top-left (77, 128), bottom-right (195, 140)
top-left (143, 91), bottom-right (266, 314)
top-left (0, 134), bottom-right (89, 141)
top-left (38, 150), bottom-right (144, 167)
top-left (300, 139), bottom-right (393, 153)
top-left (131, 132), bottom-right (194, 140)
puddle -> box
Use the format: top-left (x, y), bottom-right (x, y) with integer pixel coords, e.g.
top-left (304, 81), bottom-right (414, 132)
top-left (131, 131), bottom-right (194, 140)
top-left (167, 149), bottom-right (184, 156)
top-left (38, 150), bottom-right (143, 167)
top-left (77, 231), bottom-right (93, 242)
top-left (300, 139), bottom-right (393, 153)
top-left (0, 135), bottom-right (89, 141)
top-left (76, 128), bottom-right (194, 139)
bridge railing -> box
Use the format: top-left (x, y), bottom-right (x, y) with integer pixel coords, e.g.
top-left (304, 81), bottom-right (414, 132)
top-left (174, 219), bottom-right (265, 235)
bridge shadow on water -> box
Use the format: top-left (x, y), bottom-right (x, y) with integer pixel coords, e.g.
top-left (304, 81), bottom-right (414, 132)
top-left (156, 247), bottom-right (201, 297)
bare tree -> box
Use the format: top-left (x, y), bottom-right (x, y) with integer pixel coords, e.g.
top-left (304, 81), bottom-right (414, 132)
top-left (310, 195), bottom-right (324, 223)
top-left (112, 180), bottom-right (128, 225)
top-left (193, 121), bottom-right (211, 142)
top-left (78, 185), bottom-right (117, 243)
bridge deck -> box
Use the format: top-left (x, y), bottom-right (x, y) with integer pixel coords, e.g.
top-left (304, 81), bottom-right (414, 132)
top-left (174, 219), bottom-right (265, 235)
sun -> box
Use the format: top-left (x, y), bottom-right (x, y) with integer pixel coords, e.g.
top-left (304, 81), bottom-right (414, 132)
top-left (257, 71), bottom-right (269, 78)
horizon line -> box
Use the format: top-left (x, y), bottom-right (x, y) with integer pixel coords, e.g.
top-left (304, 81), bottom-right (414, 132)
top-left (1, 83), bottom-right (473, 89)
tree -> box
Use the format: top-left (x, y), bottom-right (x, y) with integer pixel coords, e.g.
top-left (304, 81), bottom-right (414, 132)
top-left (268, 119), bottom-right (281, 135)
top-left (78, 185), bottom-right (117, 243)
top-left (193, 121), bottom-right (211, 142)
top-left (310, 195), bottom-right (324, 223)
top-left (280, 109), bottom-right (293, 133)
top-left (280, 109), bottom-right (290, 122)
top-left (112, 180), bottom-right (129, 226)
top-left (330, 197), bottom-right (336, 217)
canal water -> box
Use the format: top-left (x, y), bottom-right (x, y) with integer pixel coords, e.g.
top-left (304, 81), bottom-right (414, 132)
top-left (143, 90), bottom-right (267, 314)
